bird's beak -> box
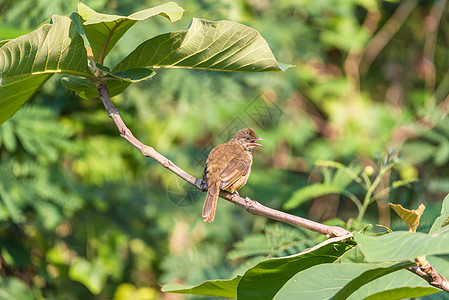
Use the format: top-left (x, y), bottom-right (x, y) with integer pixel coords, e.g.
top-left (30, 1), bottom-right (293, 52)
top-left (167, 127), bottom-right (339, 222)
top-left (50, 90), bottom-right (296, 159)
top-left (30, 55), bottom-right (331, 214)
top-left (250, 137), bottom-right (264, 148)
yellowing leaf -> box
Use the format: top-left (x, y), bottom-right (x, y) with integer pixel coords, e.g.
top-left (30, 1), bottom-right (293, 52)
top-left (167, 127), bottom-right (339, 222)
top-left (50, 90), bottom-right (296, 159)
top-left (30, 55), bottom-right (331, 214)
top-left (389, 203), bottom-right (425, 232)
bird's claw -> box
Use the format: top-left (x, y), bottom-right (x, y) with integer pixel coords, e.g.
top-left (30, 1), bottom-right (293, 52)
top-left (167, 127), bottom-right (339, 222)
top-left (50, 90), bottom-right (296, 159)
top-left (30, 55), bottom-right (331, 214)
top-left (196, 178), bottom-right (208, 191)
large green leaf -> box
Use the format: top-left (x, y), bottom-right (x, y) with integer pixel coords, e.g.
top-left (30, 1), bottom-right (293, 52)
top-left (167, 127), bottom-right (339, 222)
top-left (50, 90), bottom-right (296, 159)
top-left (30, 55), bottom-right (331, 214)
top-left (333, 262), bottom-right (415, 299)
top-left (349, 256), bottom-right (449, 299)
top-left (237, 241), bottom-right (352, 300)
top-left (78, 2), bottom-right (184, 61)
top-left (0, 75), bottom-right (52, 125)
top-left (0, 15), bottom-right (92, 79)
top-left (354, 226), bottom-right (449, 262)
top-left (429, 193), bottom-right (449, 233)
top-left (162, 275), bottom-right (241, 299)
top-left (113, 18), bottom-right (291, 73)
top-left (162, 241), bottom-right (351, 299)
top-left (273, 262), bottom-right (413, 300)
top-left (0, 15), bottom-right (93, 125)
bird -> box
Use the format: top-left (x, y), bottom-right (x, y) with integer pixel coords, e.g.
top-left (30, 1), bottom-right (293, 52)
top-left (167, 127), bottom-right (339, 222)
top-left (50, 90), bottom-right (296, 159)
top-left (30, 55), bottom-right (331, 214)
top-left (202, 128), bottom-right (264, 222)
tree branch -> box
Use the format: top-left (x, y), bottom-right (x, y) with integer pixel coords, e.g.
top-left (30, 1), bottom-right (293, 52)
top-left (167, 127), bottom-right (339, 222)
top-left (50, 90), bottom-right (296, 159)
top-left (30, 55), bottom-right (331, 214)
top-left (408, 263), bottom-right (449, 293)
top-left (96, 81), bottom-right (349, 238)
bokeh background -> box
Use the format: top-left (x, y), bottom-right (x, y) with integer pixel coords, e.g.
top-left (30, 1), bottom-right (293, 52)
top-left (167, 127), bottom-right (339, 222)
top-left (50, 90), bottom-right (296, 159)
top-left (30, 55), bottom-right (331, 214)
top-left (1, 0), bottom-right (449, 299)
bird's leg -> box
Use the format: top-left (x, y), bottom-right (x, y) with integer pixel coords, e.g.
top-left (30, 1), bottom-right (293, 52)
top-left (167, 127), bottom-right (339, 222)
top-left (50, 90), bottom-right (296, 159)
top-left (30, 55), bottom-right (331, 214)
top-left (232, 191), bottom-right (240, 198)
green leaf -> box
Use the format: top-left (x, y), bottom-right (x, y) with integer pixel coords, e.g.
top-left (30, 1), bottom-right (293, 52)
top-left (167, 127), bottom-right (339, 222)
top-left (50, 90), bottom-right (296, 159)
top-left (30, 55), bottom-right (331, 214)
top-left (338, 246), bottom-right (365, 263)
top-left (61, 76), bottom-right (131, 99)
top-left (0, 15), bottom-right (93, 124)
top-left (0, 75), bottom-right (52, 125)
top-left (0, 15), bottom-right (92, 79)
top-left (96, 64), bottom-right (156, 82)
top-left (354, 226), bottom-right (449, 262)
top-left (349, 256), bottom-right (449, 299)
top-left (283, 184), bottom-right (345, 210)
top-left (237, 242), bottom-right (351, 300)
top-left (61, 76), bottom-right (97, 99)
top-left (333, 262), bottom-right (414, 299)
top-left (273, 262), bottom-right (413, 300)
top-left (361, 287), bottom-right (437, 300)
top-left (109, 68), bottom-right (155, 82)
top-left (162, 275), bottom-right (241, 299)
top-left (69, 12), bottom-right (90, 48)
top-left (113, 18), bottom-right (292, 73)
top-left (78, 2), bottom-right (184, 61)
top-left (429, 193), bottom-right (449, 233)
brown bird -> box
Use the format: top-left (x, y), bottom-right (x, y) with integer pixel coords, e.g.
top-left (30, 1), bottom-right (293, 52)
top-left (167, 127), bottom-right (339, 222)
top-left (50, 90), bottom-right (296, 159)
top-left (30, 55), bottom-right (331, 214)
top-left (202, 128), bottom-right (264, 222)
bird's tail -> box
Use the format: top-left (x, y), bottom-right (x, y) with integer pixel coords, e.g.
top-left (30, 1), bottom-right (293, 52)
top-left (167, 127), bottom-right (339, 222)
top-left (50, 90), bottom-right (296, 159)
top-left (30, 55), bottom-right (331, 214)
top-left (202, 180), bottom-right (220, 222)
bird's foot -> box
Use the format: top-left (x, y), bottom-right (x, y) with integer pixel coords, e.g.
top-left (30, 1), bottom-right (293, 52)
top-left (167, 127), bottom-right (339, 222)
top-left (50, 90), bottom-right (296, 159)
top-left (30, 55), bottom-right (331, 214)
top-left (232, 191), bottom-right (240, 198)
top-left (196, 178), bottom-right (208, 191)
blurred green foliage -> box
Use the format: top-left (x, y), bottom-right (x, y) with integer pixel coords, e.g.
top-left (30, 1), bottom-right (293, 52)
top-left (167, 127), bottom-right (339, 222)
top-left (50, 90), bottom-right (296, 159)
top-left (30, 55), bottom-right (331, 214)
top-left (1, 0), bottom-right (449, 298)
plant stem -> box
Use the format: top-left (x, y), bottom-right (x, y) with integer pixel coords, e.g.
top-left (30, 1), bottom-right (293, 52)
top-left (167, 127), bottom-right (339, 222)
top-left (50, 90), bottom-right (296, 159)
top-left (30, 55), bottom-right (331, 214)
top-left (357, 164), bottom-right (392, 220)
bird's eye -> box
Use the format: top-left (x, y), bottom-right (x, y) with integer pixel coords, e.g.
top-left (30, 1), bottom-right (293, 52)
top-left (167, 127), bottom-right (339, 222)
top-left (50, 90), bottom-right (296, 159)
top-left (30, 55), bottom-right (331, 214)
top-left (246, 136), bottom-right (250, 140)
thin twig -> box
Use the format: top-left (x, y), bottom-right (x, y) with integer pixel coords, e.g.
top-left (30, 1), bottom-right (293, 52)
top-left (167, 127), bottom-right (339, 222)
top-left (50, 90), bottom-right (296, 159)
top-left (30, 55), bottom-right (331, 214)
top-left (95, 81), bottom-right (349, 238)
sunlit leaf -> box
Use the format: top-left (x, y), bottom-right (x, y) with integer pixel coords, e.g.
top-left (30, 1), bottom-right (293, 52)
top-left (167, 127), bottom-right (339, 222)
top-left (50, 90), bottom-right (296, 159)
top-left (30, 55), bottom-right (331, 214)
top-left (162, 275), bottom-right (241, 299)
top-left (113, 18), bottom-right (292, 73)
top-left (350, 256), bottom-right (449, 299)
top-left (389, 203), bottom-right (425, 232)
top-left (78, 2), bottom-right (184, 61)
top-left (354, 226), bottom-right (449, 262)
top-left (0, 15), bottom-right (93, 124)
top-left (273, 262), bottom-right (413, 300)
top-left (238, 242), bottom-right (351, 300)
top-left (0, 15), bottom-right (92, 79)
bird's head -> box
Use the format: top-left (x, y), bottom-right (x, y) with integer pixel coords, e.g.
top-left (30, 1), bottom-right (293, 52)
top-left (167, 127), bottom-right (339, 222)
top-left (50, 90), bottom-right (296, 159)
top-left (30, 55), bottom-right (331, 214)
top-left (233, 128), bottom-right (264, 150)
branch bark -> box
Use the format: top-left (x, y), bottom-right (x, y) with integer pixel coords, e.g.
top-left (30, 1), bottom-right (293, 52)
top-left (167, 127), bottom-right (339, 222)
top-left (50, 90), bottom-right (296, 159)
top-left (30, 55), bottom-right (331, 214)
top-left (96, 81), bottom-right (349, 238)
top-left (408, 263), bottom-right (449, 293)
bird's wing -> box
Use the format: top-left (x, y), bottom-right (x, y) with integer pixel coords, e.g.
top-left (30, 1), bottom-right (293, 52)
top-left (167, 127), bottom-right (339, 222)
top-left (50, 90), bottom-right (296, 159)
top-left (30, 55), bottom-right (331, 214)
top-left (219, 154), bottom-right (250, 190)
